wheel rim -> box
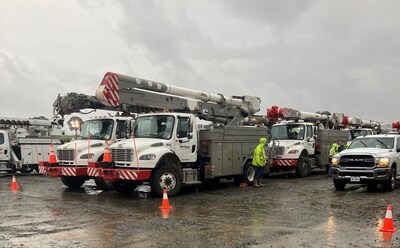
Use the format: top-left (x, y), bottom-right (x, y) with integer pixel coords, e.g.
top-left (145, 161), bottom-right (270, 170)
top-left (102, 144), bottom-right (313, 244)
top-left (247, 166), bottom-right (255, 181)
top-left (159, 172), bottom-right (177, 191)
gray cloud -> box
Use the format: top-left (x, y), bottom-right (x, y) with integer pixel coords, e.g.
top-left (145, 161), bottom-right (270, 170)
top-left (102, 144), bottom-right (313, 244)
top-left (1, 0), bottom-right (399, 126)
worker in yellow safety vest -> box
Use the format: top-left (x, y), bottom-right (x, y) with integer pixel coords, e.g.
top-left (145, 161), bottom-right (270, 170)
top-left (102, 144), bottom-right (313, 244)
top-left (252, 137), bottom-right (267, 188)
top-left (328, 142), bottom-right (340, 177)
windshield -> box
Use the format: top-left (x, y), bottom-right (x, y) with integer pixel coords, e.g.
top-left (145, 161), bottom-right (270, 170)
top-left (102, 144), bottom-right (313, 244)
top-left (271, 124), bottom-right (305, 140)
top-left (80, 119), bottom-right (114, 140)
top-left (350, 130), bottom-right (369, 140)
top-left (133, 115), bottom-right (175, 140)
top-left (348, 137), bottom-right (394, 149)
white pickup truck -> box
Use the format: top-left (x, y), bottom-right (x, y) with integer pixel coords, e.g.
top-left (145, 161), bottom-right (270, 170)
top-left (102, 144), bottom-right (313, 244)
top-left (332, 134), bottom-right (400, 191)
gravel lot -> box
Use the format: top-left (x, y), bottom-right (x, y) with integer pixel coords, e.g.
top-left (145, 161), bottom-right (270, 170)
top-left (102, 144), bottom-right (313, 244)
top-left (0, 172), bottom-right (399, 248)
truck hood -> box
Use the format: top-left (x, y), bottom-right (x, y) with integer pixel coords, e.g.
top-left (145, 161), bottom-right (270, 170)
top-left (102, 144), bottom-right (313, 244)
top-left (110, 138), bottom-right (171, 153)
top-left (57, 140), bottom-right (105, 152)
top-left (339, 148), bottom-right (393, 157)
top-left (269, 139), bottom-right (303, 148)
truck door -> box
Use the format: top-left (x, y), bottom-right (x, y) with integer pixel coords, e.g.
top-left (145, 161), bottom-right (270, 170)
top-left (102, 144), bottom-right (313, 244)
top-left (396, 137), bottom-right (400, 175)
top-left (173, 116), bottom-right (197, 163)
top-left (305, 125), bottom-right (315, 155)
top-left (0, 131), bottom-right (10, 162)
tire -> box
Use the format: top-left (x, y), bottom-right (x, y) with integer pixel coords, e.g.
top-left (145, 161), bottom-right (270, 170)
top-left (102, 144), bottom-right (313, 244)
top-left (112, 181), bottom-right (138, 195)
top-left (150, 165), bottom-right (182, 198)
top-left (94, 178), bottom-right (114, 191)
top-left (333, 179), bottom-right (346, 191)
top-left (383, 168), bottom-right (396, 191)
top-left (296, 154), bottom-right (310, 178)
top-left (243, 162), bottom-right (255, 185)
top-left (61, 176), bottom-right (86, 189)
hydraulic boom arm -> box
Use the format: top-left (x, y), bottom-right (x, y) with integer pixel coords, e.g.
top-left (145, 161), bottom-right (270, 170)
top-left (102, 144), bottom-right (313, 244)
top-left (95, 72), bottom-right (261, 125)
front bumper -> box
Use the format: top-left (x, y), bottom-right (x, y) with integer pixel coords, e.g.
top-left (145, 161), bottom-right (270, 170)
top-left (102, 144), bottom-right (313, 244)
top-left (332, 167), bottom-right (391, 183)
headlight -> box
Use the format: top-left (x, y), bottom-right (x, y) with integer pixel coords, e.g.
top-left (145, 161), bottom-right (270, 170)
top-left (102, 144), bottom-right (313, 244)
top-left (331, 157), bottom-right (339, 167)
top-left (376, 157), bottom-right (390, 167)
top-left (288, 149), bottom-right (299, 154)
top-left (80, 153), bottom-right (95, 159)
top-left (139, 154), bottom-right (156, 160)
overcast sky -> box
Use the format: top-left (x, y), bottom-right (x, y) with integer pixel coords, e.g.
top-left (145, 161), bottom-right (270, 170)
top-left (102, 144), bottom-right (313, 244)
top-left (1, 0), bottom-right (399, 126)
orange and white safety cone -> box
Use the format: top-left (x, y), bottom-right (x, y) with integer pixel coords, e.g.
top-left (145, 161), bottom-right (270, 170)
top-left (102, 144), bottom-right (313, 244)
top-left (11, 175), bottom-right (18, 191)
top-left (103, 141), bottom-right (112, 163)
top-left (159, 189), bottom-right (172, 209)
top-left (380, 205), bottom-right (397, 233)
top-left (161, 208), bottom-right (171, 219)
top-left (48, 143), bottom-right (57, 164)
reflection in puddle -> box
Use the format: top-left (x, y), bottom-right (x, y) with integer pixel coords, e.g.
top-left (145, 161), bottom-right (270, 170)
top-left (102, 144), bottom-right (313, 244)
top-left (325, 212), bottom-right (336, 247)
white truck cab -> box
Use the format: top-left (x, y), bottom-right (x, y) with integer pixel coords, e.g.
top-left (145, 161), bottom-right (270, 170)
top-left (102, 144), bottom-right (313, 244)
top-left (332, 134), bottom-right (400, 191)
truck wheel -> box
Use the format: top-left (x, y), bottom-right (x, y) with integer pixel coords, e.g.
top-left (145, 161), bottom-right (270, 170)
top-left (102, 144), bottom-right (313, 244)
top-left (243, 162), bottom-right (255, 185)
top-left (383, 169), bottom-right (396, 191)
top-left (333, 179), bottom-right (346, 191)
top-left (296, 155), bottom-right (310, 178)
top-left (150, 165), bottom-right (182, 198)
top-left (112, 181), bottom-right (138, 195)
top-left (61, 176), bottom-right (86, 189)
top-left (94, 178), bottom-right (114, 191)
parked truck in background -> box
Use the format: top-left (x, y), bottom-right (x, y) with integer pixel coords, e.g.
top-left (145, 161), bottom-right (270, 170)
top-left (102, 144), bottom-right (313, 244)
top-left (0, 117), bottom-right (63, 174)
top-left (265, 106), bottom-right (387, 177)
top-left (40, 92), bottom-right (136, 190)
top-left (90, 72), bottom-right (269, 197)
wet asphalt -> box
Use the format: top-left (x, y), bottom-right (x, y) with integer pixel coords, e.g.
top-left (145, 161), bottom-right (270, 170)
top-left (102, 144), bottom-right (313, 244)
top-left (0, 172), bottom-right (399, 248)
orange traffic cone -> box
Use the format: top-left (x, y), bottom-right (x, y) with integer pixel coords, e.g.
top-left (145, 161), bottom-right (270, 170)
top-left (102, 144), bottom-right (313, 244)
top-left (239, 182), bottom-right (248, 188)
top-left (103, 141), bottom-right (112, 163)
top-left (11, 175), bottom-right (18, 191)
top-left (382, 232), bottom-right (394, 242)
top-left (161, 208), bottom-right (171, 219)
top-left (159, 189), bottom-right (172, 209)
top-left (48, 143), bottom-right (57, 164)
top-left (380, 205), bottom-right (397, 233)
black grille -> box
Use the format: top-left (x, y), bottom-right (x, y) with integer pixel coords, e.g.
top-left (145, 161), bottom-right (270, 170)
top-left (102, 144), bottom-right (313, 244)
top-left (338, 172), bottom-right (374, 177)
top-left (111, 148), bottom-right (133, 162)
top-left (57, 149), bottom-right (74, 161)
top-left (340, 155), bottom-right (375, 168)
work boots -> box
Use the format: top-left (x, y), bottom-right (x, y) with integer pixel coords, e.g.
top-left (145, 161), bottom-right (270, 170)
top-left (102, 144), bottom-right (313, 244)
top-left (258, 178), bottom-right (265, 187)
top-left (253, 179), bottom-right (260, 188)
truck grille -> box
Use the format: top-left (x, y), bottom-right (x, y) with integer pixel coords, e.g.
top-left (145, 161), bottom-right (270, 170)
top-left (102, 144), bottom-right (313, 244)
top-left (57, 149), bottom-right (74, 161)
top-left (340, 155), bottom-right (375, 168)
top-left (111, 148), bottom-right (133, 162)
top-left (271, 146), bottom-right (284, 156)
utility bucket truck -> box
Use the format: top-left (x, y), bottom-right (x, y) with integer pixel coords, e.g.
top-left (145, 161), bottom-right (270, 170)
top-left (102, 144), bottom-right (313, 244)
top-left (92, 72), bottom-right (269, 197)
top-left (39, 93), bottom-right (135, 190)
top-left (266, 106), bottom-right (350, 177)
top-left (0, 117), bottom-right (63, 174)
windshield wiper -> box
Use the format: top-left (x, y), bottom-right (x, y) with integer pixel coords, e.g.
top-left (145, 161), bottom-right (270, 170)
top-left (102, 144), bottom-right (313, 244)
top-left (358, 140), bottom-right (368, 147)
top-left (376, 139), bottom-right (389, 149)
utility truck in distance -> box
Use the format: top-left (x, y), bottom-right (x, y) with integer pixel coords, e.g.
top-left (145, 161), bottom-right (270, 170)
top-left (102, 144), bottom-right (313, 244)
top-left (0, 117), bottom-right (63, 173)
top-left (265, 106), bottom-right (386, 177)
top-left (39, 93), bottom-right (135, 190)
top-left (91, 72), bottom-right (269, 197)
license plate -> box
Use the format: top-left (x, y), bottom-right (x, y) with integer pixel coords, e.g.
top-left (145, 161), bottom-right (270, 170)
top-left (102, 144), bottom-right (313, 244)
top-left (350, 177), bottom-right (360, 182)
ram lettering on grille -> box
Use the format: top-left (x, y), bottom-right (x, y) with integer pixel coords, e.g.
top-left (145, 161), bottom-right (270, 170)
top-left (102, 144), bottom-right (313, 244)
top-left (340, 155), bottom-right (375, 167)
